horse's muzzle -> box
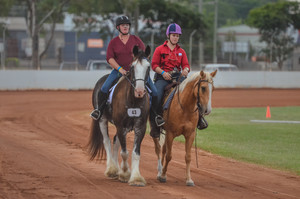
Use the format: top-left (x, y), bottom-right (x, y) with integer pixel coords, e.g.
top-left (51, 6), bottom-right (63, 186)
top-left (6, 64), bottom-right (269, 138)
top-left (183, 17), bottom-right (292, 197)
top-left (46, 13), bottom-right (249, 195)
top-left (204, 107), bottom-right (211, 115)
top-left (134, 89), bottom-right (146, 98)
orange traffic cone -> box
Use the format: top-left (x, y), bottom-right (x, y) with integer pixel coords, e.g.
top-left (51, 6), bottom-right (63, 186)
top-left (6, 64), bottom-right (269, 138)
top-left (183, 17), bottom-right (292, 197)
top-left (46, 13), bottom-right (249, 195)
top-left (266, 106), bottom-right (271, 118)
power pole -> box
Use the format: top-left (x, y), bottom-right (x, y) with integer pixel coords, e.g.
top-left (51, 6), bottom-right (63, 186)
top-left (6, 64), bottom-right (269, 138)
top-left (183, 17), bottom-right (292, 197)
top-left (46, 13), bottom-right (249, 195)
top-left (134, 4), bottom-right (139, 36)
top-left (198, 0), bottom-right (204, 69)
top-left (213, 0), bottom-right (218, 63)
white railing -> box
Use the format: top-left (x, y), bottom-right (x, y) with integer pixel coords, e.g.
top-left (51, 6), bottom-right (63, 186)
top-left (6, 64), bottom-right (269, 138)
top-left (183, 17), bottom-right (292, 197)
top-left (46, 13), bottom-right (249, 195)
top-left (0, 70), bottom-right (300, 90)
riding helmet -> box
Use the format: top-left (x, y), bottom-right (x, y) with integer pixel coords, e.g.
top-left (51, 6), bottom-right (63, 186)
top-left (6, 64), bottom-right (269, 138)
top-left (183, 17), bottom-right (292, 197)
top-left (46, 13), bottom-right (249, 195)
top-left (116, 16), bottom-right (131, 28)
top-left (166, 23), bottom-right (182, 37)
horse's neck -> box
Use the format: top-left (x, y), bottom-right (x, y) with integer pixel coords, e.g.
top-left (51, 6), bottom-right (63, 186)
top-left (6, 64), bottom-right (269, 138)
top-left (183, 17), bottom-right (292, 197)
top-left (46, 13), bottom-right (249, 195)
top-left (178, 80), bottom-right (197, 110)
top-left (117, 76), bottom-right (134, 99)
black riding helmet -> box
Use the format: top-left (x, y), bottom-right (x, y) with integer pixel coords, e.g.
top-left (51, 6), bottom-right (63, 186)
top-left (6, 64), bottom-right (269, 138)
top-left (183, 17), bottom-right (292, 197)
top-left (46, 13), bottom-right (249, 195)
top-left (116, 16), bottom-right (131, 28)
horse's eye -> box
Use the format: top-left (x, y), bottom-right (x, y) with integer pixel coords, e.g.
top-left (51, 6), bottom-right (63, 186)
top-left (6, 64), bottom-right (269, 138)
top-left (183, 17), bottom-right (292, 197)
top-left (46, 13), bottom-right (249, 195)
top-left (201, 86), bottom-right (206, 93)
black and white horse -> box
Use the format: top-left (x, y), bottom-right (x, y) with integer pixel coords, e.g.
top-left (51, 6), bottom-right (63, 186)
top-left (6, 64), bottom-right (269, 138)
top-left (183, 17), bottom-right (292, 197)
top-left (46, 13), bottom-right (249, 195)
top-left (88, 46), bottom-right (151, 186)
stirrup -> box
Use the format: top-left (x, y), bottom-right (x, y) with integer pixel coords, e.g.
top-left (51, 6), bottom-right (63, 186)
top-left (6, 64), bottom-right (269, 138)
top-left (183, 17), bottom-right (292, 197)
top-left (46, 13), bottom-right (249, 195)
top-left (197, 116), bottom-right (208, 130)
top-left (90, 109), bottom-right (101, 120)
top-left (155, 115), bottom-right (165, 127)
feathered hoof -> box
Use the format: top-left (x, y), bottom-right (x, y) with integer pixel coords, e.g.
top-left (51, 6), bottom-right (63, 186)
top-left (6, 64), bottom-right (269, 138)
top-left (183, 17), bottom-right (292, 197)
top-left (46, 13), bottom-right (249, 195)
top-left (129, 177), bottom-right (146, 187)
top-left (105, 172), bottom-right (119, 179)
top-left (186, 180), bottom-right (195, 186)
top-left (119, 171), bottom-right (131, 183)
top-left (105, 167), bottom-right (119, 179)
top-left (158, 176), bottom-right (167, 183)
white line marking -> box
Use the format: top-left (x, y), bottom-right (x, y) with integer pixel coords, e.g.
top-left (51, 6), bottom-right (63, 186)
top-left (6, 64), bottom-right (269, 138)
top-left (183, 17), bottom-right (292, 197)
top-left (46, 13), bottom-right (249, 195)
top-left (250, 120), bottom-right (300, 124)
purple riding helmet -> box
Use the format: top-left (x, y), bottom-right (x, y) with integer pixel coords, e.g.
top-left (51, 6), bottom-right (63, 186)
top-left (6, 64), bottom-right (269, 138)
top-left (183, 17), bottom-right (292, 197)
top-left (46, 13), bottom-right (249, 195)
top-left (166, 23), bottom-right (182, 37)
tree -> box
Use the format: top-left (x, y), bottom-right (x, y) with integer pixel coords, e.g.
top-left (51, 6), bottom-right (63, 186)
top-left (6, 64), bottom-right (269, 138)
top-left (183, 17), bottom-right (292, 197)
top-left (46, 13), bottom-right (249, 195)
top-left (140, 0), bottom-right (206, 35)
top-left (1, 0), bottom-right (69, 70)
top-left (246, 1), bottom-right (300, 70)
top-left (69, 0), bottom-right (206, 50)
top-left (26, 0), bottom-right (70, 70)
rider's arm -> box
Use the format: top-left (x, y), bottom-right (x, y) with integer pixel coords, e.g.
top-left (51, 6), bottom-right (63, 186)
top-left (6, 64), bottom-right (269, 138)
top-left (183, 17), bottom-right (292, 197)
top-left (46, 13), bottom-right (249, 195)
top-left (180, 50), bottom-right (190, 77)
top-left (181, 50), bottom-right (190, 72)
top-left (151, 46), bottom-right (171, 80)
top-left (108, 58), bottom-right (127, 75)
top-left (106, 38), bottom-right (127, 75)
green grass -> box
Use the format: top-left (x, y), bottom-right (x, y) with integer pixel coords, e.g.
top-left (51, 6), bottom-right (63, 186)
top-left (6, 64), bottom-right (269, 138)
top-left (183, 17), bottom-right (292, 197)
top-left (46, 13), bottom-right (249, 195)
top-left (174, 106), bottom-right (300, 175)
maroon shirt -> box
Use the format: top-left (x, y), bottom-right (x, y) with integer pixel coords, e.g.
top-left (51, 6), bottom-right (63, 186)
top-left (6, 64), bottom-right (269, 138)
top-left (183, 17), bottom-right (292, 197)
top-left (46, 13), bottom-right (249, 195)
top-left (106, 35), bottom-right (145, 71)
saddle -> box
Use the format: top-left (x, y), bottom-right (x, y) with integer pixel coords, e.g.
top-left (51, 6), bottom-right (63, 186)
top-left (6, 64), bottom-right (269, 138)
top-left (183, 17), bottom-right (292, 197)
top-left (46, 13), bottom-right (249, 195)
top-left (160, 71), bottom-right (209, 130)
top-left (162, 71), bottom-right (181, 111)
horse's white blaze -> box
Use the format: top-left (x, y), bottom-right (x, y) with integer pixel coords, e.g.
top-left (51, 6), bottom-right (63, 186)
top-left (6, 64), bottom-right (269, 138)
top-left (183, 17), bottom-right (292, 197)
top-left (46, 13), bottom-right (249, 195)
top-left (133, 59), bottom-right (148, 98)
top-left (206, 83), bottom-right (213, 115)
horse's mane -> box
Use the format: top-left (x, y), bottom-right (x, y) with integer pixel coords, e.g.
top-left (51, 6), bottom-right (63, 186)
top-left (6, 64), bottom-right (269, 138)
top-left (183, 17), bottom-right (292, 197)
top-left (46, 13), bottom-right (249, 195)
top-left (179, 71), bottom-right (212, 93)
top-left (133, 50), bottom-right (147, 63)
top-left (116, 50), bottom-right (148, 85)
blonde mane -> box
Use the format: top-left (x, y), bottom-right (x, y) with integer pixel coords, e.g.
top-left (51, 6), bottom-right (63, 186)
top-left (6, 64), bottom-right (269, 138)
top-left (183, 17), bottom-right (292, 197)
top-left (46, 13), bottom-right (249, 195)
top-left (179, 71), bottom-right (212, 93)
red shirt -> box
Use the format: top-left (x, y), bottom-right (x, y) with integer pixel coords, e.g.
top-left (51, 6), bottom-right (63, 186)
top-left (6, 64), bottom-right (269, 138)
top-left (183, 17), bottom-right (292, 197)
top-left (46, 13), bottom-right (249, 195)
top-left (106, 35), bottom-right (145, 71)
top-left (151, 41), bottom-right (190, 72)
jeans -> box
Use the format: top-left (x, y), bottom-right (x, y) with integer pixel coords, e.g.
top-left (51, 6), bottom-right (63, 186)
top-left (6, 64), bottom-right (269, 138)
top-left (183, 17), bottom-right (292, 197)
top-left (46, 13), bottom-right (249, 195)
top-left (101, 69), bottom-right (157, 97)
top-left (101, 69), bottom-right (122, 93)
top-left (154, 73), bottom-right (186, 107)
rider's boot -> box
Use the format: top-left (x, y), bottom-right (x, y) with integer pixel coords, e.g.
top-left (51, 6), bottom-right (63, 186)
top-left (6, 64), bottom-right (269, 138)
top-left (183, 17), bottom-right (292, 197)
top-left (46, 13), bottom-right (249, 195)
top-left (151, 96), bottom-right (165, 127)
top-left (90, 90), bottom-right (108, 120)
top-left (197, 115), bottom-right (208, 130)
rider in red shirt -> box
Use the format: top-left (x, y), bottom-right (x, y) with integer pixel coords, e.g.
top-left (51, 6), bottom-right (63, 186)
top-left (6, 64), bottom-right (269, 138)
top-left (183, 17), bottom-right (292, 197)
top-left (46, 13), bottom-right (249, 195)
top-left (150, 23), bottom-right (206, 138)
top-left (151, 40), bottom-right (190, 74)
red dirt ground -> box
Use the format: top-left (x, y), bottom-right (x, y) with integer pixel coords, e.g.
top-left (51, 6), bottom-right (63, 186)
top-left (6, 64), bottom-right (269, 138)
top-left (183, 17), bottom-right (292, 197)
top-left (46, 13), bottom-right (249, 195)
top-left (1, 89), bottom-right (300, 199)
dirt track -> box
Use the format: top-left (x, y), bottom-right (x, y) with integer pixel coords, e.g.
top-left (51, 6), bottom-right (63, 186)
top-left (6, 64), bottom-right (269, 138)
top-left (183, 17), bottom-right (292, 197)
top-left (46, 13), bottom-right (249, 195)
top-left (1, 89), bottom-right (300, 199)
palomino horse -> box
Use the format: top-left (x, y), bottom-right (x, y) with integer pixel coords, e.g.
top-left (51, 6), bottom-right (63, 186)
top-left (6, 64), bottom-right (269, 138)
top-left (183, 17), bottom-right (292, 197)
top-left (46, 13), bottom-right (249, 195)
top-left (151, 70), bottom-right (217, 186)
top-left (88, 46), bottom-right (151, 186)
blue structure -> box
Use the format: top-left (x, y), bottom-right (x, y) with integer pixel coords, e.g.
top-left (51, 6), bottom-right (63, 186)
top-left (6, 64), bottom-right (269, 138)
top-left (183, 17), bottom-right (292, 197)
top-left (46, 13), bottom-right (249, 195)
top-left (63, 31), bottom-right (109, 66)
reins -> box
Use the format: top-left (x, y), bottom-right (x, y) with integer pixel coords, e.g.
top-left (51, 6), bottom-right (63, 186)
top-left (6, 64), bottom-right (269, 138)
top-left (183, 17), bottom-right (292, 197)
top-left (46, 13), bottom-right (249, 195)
top-left (123, 58), bottom-right (150, 108)
top-left (124, 59), bottom-right (150, 90)
top-left (176, 77), bottom-right (210, 113)
top-left (173, 75), bottom-right (213, 169)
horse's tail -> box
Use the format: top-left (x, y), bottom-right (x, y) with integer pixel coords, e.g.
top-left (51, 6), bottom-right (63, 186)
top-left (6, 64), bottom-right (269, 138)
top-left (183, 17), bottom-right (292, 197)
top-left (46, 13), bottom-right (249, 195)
top-left (87, 75), bottom-right (110, 161)
top-left (87, 118), bottom-right (105, 161)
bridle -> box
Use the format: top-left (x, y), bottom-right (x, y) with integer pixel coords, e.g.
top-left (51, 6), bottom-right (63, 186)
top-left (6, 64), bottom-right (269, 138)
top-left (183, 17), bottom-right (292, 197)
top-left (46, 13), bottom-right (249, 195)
top-left (176, 75), bottom-right (214, 115)
top-left (124, 58), bottom-right (150, 90)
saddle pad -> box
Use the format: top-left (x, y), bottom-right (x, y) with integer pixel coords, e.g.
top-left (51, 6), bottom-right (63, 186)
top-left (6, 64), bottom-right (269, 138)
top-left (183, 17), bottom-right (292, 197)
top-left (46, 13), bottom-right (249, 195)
top-left (163, 88), bottom-right (176, 110)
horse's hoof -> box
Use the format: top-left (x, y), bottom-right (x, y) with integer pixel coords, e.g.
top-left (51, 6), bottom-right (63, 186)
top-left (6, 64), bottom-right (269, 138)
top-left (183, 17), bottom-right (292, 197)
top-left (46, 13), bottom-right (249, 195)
top-left (129, 181), bottom-right (146, 187)
top-left (119, 178), bottom-right (128, 183)
top-left (105, 172), bottom-right (119, 179)
top-left (186, 180), bottom-right (195, 186)
top-left (158, 176), bottom-right (167, 183)
top-left (105, 167), bottom-right (119, 179)
top-left (129, 176), bottom-right (146, 186)
top-left (119, 171), bottom-right (131, 183)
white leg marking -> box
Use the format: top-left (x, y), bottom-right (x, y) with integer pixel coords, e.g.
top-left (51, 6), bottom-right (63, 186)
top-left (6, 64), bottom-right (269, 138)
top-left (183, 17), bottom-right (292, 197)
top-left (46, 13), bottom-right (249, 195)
top-left (129, 150), bottom-right (146, 186)
top-left (157, 159), bottom-right (163, 178)
top-left (112, 136), bottom-right (120, 172)
top-left (119, 150), bottom-right (130, 182)
top-left (99, 120), bottom-right (118, 178)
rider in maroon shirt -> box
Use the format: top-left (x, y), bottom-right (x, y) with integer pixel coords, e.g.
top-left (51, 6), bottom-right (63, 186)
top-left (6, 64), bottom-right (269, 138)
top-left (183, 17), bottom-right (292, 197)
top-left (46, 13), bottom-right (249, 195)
top-left (106, 34), bottom-right (144, 71)
top-left (90, 16), bottom-right (164, 127)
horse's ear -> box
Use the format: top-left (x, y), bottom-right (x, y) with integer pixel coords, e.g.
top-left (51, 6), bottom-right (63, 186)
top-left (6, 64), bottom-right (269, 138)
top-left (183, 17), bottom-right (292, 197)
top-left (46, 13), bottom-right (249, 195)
top-left (145, 45), bottom-right (151, 58)
top-left (211, 69), bottom-right (217, 78)
top-left (200, 70), bottom-right (206, 78)
top-left (133, 45), bottom-right (139, 57)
